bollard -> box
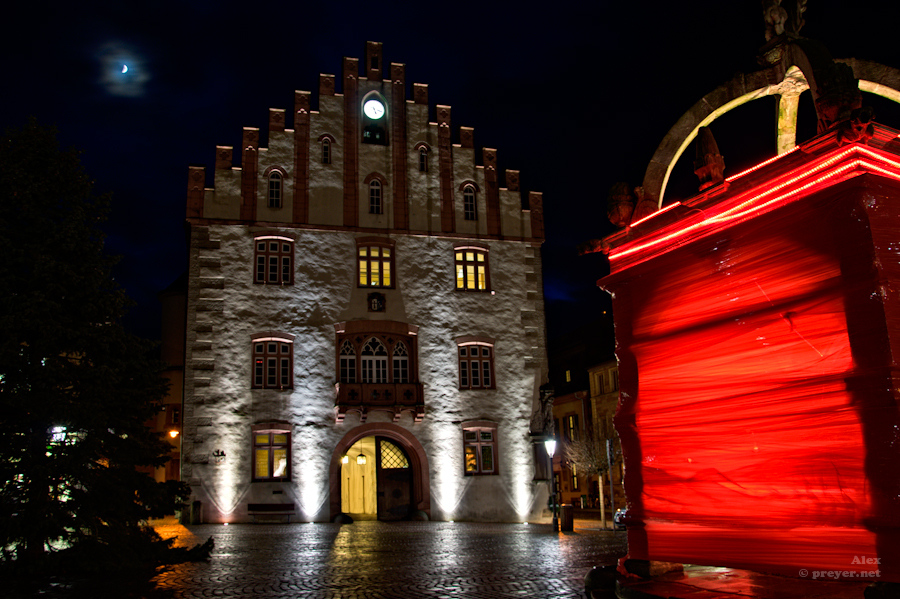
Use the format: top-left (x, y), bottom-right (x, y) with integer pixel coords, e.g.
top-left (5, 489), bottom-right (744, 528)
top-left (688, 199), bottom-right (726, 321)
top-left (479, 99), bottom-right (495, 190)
top-left (560, 503), bottom-right (574, 531)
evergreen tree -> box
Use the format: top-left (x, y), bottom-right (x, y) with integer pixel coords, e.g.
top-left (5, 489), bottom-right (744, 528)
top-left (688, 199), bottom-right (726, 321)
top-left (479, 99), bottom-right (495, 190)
top-left (0, 120), bottom-right (189, 573)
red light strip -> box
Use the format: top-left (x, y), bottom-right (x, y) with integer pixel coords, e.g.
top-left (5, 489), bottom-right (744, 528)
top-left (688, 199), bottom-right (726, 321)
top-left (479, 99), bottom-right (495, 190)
top-left (610, 146), bottom-right (900, 263)
top-left (629, 201), bottom-right (682, 228)
top-left (725, 146), bottom-right (801, 182)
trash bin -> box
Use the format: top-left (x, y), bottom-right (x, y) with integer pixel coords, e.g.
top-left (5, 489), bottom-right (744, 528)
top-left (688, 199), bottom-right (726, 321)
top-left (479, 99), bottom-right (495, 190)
top-left (560, 503), bottom-right (574, 531)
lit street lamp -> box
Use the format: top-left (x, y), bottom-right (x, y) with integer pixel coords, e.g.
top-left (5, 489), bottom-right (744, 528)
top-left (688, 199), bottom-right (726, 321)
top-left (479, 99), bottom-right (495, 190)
top-left (544, 437), bottom-right (558, 532)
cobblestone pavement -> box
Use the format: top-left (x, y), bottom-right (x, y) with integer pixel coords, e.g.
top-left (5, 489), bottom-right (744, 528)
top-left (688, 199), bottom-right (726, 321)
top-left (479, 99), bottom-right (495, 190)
top-left (152, 520), bottom-right (627, 598)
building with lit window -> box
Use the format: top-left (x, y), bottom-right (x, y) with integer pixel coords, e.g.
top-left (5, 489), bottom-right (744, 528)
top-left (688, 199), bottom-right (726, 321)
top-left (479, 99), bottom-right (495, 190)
top-left (179, 42), bottom-right (548, 523)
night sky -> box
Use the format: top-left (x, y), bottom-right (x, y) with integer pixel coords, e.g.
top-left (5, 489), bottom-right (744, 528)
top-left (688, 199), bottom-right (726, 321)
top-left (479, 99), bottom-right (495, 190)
top-left (3, 0), bottom-right (899, 343)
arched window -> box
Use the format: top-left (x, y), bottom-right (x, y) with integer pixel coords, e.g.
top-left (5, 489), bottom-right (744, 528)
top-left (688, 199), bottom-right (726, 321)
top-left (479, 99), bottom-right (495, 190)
top-left (418, 147), bottom-right (428, 172)
top-left (340, 339), bottom-right (356, 383)
top-left (369, 180), bottom-right (382, 214)
top-left (268, 171), bottom-right (283, 209)
top-left (322, 138), bottom-right (331, 164)
top-left (360, 337), bottom-right (388, 383)
top-left (392, 342), bottom-right (409, 383)
top-left (463, 184), bottom-right (477, 221)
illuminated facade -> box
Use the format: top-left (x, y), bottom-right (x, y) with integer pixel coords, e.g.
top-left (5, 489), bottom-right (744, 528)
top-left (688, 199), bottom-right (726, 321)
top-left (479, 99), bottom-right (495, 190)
top-left (600, 126), bottom-right (900, 581)
top-left (180, 42), bottom-right (549, 523)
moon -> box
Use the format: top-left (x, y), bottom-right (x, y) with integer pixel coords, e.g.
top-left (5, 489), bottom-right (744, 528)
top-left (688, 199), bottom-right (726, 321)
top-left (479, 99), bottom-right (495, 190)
top-left (122, 64), bottom-right (128, 74)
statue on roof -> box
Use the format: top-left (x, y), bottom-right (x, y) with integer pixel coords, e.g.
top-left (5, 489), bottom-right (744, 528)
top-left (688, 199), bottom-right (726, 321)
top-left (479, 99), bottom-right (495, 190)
top-left (763, 0), bottom-right (807, 41)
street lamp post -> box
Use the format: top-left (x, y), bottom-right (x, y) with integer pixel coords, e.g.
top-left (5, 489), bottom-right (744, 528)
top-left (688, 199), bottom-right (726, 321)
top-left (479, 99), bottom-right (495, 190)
top-left (544, 438), bottom-right (558, 532)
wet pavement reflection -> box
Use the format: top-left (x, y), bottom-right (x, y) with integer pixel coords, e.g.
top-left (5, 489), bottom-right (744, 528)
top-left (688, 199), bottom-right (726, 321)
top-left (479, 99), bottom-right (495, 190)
top-left (153, 520), bottom-right (627, 598)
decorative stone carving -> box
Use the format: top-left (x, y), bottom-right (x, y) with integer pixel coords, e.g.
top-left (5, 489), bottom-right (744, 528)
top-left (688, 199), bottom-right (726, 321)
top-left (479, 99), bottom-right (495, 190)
top-left (693, 127), bottom-right (725, 191)
top-left (607, 182), bottom-right (635, 228)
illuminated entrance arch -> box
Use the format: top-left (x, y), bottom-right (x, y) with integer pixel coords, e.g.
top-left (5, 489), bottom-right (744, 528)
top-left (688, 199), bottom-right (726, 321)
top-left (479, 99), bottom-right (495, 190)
top-left (644, 59), bottom-right (900, 207)
top-left (329, 422), bottom-right (430, 520)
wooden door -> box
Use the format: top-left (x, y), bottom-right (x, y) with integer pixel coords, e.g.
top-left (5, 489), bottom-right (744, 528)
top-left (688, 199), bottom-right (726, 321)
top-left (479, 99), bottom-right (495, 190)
top-left (376, 437), bottom-right (412, 520)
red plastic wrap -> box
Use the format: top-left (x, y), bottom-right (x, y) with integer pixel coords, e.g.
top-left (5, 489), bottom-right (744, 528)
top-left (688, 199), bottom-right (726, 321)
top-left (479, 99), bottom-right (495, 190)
top-left (600, 132), bottom-right (900, 581)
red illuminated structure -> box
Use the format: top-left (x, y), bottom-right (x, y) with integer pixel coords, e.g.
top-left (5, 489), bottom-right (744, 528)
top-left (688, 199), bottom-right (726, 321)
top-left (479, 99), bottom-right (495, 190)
top-left (599, 125), bottom-right (900, 581)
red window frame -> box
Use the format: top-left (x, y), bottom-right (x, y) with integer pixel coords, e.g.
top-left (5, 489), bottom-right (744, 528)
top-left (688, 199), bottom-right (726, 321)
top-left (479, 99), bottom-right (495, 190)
top-left (458, 343), bottom-right (495, 390)
top-left (254, 236), bottom-right (293, 285)
top-left (252, 338), bottom-right (293, 389)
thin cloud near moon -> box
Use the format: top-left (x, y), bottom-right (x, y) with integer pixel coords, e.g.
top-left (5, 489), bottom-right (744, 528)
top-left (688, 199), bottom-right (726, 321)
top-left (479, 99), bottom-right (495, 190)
top-left (97, 42), bottom-right (149, 97)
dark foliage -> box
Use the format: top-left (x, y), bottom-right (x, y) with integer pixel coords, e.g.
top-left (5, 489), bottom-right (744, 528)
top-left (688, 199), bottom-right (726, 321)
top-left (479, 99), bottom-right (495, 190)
top-left (0, 120), bottom-right (198, 579)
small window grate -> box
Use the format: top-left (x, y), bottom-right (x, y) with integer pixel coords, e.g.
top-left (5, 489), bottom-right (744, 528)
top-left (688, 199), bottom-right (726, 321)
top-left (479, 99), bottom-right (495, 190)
top-left (380, 440), bottom-right (409, 469)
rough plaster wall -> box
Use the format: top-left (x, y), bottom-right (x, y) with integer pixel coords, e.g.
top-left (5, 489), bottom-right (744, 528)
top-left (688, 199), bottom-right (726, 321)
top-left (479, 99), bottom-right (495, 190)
top-left (500, 188), bottom-right (529, 239)
top-left (406, 108), bottom-right (440, 232)
top-left (206, 170), bottom-right (241, 220)
top-left (184, 223), bottom-right (548, 522)
top-left (255, 132), bottom-right (295, 223)
top-left (452, 147), bottom-right (487, 237)
top-left (309, 98), bottom-right (344, 226)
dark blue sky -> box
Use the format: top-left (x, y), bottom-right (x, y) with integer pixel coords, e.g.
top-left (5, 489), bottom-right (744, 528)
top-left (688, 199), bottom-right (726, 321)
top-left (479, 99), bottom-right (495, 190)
top-left (3, 0), bottom-right (899, 342)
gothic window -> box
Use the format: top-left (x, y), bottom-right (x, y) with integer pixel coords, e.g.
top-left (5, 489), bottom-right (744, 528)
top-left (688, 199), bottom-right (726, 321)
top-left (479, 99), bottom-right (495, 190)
top-left (334, 330), bottom-right (417, 385)
top-left (418, 147), bottom-right (428, 172)
top-left (339, 340), bottom-right (356, 383)
top-left (360, 337), bottom-right (388, 384)
top-left (458, 342), bottom-right (494, 390)
top-left (392, 342), bottom-right (409, 383)
top-left (322, 138), bottom-right (331, 164)
top-left (267, 172), bottom-right (282, 209)
top-left (369, 180), bottom-right (383, 214)
top-left (254, 236), bottom-right (293, 285)
top-left (463, 184), bottom-right (477, 221)
top-left (455, 247), bottom-right (490, 292)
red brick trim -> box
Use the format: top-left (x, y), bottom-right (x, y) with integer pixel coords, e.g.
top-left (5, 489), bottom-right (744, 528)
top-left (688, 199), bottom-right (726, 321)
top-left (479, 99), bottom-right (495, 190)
top-left (319, 74), bottom-right (335, 96)
top-left (293, 91), bottom-right (310, 225)
top-left (186, 166), bottom-right (205, 218)
top-left (529, 191), bottom-right (544, 240)
top-left (251, 422), bottom-right (292, 432)
top-left (215, 146), bottom-right (232, 170)
top-left (251, 331), bottom-right (296, 342)
top-left (263, 165), bottom-right (288, 178)
top-left (483, 148), bottom-right (501, 236)
top-left (317, 133), bottom-right (337, 143)
top-left (268, 108), bottom-right (285, 132)
top-left (363, 171), bottom-right (388, 186)
top-left (413, 141), bottom-right (431, 152)
top-left (458, 180), bottom-right (480, 193)
top-left (366, 41), bottom-right (383, 81)
top-left (455, 335), bottom-right (495, 346)
top-left (460, 127), bottom-right (474, 149)
top-left (343, 58), bottom-right (360, 228)
top-left (437, 105), bottom-right (454, 233)
top-left (413, 83), bottom-right (428, 105)
top-left (505, 169), bottom-right (519, 191)
top-left (391, 62), bottom-right (409, 230)
top-left (355, 235), bottom-right (395, 247)
top-left (240, 128), bottom-right (259, 221)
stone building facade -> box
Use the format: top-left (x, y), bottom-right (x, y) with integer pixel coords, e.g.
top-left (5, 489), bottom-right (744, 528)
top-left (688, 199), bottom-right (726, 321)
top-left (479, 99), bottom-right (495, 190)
top-left (180, 42), bottom-right (549, 523)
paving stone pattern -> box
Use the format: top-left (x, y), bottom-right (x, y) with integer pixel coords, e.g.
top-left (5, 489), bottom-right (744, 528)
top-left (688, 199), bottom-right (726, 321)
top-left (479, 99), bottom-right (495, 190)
top-left (153, 521), bottom-right (627, 598)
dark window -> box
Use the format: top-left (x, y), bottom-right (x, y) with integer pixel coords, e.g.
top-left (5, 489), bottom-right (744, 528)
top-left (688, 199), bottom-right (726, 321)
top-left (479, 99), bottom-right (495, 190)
top-left (254, 237), bottom-right (293, 285)
top-left (339, 340), bottom-right (356, 383)
top-left (322, 138), bottom-right (331, 164)
top-left (267, 172), bottom-right (282, 209)
top-left (463, 184), bottom-right (477, 221)
top-left (418, 147), bottom-right (428, 172)
top-left (369, 181), bottom-right (383, 214)
top-left (252, 339), bottom-right (293, 389)
top-left (458, 344), bottom-right (494, 390)
top-left (392, 342), bottom-right (409, 383)
top-left (360, 337), bottom-right (388, 384)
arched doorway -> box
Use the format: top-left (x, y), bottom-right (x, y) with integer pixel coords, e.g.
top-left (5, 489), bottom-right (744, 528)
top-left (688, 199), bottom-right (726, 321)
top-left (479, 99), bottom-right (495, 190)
top-left (330, 423), bottom-right (430, 521)
top-left (340, 436), bottom-right (413, 520)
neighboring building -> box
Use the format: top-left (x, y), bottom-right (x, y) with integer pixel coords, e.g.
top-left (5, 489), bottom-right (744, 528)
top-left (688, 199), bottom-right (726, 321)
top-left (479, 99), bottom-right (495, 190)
top-left (587, 360), bottom-right (623, 517)
top-left (145, 274), bottom-right (186, 483)
top-left (180, 42), bottom-right (549, 523)
top-left (549, 390), bottom-right (591, 506)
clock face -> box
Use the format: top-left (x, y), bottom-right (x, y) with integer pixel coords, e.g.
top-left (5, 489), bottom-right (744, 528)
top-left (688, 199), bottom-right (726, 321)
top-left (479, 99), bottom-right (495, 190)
top-left (364, 99), bottom-right (385, 120)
